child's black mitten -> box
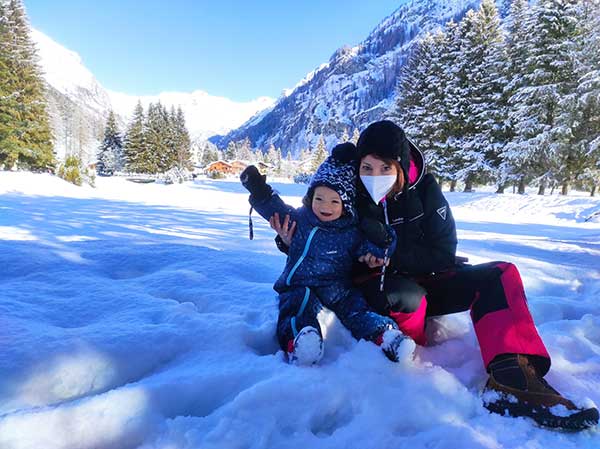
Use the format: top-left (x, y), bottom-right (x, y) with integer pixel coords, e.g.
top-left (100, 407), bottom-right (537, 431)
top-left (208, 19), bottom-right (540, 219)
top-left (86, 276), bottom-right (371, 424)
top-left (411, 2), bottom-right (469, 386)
top-left (331, 142), bottom-right (358, 163)
top-left (360, 217), bottom-right (394, 248)
top-left (240, 165), bottom-right (272, 200)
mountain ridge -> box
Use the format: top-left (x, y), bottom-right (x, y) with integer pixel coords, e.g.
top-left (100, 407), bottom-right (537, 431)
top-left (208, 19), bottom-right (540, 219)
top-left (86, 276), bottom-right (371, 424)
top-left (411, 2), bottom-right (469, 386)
top-left (31, 29), bottom-right (274, 163)
top-left (211, 0), bottom-right (484, 154)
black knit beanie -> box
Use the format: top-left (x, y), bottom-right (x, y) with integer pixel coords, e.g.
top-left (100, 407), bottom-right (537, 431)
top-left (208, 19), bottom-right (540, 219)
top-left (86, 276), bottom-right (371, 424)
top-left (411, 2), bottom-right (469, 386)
top-left (357, 120), bottom-right (411, 176)
top-left (304, 143), bottom-right (358, 217)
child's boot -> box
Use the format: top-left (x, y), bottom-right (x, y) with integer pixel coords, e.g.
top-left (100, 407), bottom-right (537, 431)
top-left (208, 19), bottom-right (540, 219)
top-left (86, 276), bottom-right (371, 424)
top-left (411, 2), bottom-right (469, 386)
top-left (288, 326), bottom-right (324, 366)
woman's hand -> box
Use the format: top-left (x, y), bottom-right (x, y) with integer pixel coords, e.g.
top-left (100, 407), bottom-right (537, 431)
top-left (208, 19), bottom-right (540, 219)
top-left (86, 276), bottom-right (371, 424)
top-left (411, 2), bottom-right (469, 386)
top-left (269, 213), bottom-right (296, 247)
top-left (358, 252), bottom-right (389, 268)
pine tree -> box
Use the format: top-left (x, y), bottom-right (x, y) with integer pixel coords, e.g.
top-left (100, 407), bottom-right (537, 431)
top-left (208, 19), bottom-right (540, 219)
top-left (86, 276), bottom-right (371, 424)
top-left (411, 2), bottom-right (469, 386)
top-left (298, 147), bottom-right (312, 173)
top-left (440, 19), bottom-right (469, 191)
top-left (575, 1), bottom-right (600, 196)
top-left (456, 0), bottom-right (505, 192)
top-left (419, 30), bottom-right (454, 180)
top-left (554, 1), bottom-right (600, 195)
top-left (282, 149), bottom-right (294, 178)
top-left (341, 128), bottom-right (350, 142)
top-left (165, 106), bottom-right (179, 169)
top-left (96, 110), bottom-right (122, 176)
top-left (275, 147), bottom-right (283, 175)
top-left (497, 0), bottom-right (531, 193)
top-left (237, 137), bottom-right (253, 161)
top-left (256, 148), bottom-right (267, 164)
top-left (198, 140), bottom-right (219, 166)
top-left (391, 32), bottom-right (435, 143)
top-left (406, 29), bottom-right (458, 182)
top-left (144, 102), bottom-right (171, 173)
top-left (311, 136), bottom-right (328, 172)
top-left (351, 128), bottom-right (360, 145)
top-left (298, 148), bottom-right (310, 162)
top-left (508, 0), bottom-right (580, 195)
top-left (123, 101), bottom-right (146, 173)
top-left (224, 141), bottom-right (237, 161)
top-left (0, 0), bottom-right (54, 171)
top-left (431, 4), bottom-right (499, 192)
top-left (265, 143), bottom-right (278, 172)
top-left (174, 106), bottom-right (192, 170)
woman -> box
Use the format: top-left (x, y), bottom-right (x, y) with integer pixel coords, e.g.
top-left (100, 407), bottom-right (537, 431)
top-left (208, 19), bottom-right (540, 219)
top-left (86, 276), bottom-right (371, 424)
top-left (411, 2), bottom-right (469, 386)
top-left (271, 120), bottom-right (598, 430)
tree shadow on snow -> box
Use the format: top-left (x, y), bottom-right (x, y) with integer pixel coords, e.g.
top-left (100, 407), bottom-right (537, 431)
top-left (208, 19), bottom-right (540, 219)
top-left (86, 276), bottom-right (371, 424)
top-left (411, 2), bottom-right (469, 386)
top-left (0, 191), bottom-right (286, 415)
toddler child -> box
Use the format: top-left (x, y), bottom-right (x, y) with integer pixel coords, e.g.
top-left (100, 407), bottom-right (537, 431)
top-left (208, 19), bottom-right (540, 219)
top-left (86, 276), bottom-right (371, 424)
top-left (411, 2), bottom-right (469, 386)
top-left (241, 143), bottom-right (408, 365)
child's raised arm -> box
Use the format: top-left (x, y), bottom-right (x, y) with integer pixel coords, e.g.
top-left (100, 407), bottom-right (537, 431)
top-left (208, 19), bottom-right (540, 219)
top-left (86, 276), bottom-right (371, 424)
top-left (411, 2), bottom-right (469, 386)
top-left (240, 165), bottom-right (297, 222)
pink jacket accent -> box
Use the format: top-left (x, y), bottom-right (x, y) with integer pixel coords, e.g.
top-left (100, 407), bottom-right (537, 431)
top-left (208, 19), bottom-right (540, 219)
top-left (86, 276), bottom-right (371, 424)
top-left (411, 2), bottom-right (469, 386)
top-left (408, 159), bottom-right (419, 184)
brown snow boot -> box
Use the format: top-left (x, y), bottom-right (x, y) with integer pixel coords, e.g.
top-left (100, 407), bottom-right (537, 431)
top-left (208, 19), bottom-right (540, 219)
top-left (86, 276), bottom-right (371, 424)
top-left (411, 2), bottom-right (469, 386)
top-left (482, 354), bottom-right (598, 430)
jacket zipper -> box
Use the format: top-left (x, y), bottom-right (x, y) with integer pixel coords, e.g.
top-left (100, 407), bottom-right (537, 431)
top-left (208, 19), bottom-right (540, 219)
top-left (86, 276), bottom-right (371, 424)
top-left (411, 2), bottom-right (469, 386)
top-left (286, 227), bottom-right (319, 286)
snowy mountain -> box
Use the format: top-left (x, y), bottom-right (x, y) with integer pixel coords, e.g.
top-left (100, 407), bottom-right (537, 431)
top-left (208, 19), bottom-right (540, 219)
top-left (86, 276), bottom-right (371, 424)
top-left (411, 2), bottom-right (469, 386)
top-left (107, 90), bottom-right (274, 142)
top-left (32, 29), bottom-right (113, 165)
top-left (212, 0), bottom-right (485, 154)
top-left (31, 29), bottom-right (275, 164)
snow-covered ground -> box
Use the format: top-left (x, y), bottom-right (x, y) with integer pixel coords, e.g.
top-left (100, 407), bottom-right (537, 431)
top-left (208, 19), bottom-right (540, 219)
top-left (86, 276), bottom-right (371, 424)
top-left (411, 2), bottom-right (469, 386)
top-left (1, 172), bottom-right (599, 449)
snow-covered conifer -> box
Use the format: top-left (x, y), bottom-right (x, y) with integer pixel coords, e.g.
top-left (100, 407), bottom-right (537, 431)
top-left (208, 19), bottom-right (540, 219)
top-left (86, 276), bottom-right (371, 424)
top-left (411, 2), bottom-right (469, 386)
top-left (554, 1), bottom-right (600, 195)
top-left (224, 141), bottom-right (237, 161)
top-left (198, 140), bottom-right (219, 166)
top-left (174, 106), bottom-right (192, 170)
top-left (275, 148), bottom-right (283, 175)
top-left (310, 136), bottom-right (328, 173)
top-left (507, 0), bottom-right (580, 195)
top-left (143, 102), bottom-right (170, 173)
top-left (496, 0), bottom-right (531, 192)
top-left (441, 19), bottom-right (469, 191)
top-left (264, 143), bottom-right (277, 166)
top-left (0, 0), bottom-right (54, 171)
top-left (96, 110), bottom-right (122, 176)
top-left (237, 137), bottom-right (253, 162)
top-left (341, 128), bottom-right (350, 143)
top-left (447, 1), bottom-right (504, 192)
top-left (123, 101), bottom-right (146, 173)
top-left (351, 128), bottom-right (360, 145)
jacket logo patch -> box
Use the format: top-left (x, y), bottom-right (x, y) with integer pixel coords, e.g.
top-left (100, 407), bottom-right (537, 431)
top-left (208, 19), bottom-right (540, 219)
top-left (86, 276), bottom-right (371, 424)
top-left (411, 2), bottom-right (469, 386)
top-left (326, 250), bottom-right (338, 255)
top-left (437, 206), bottom-right (447, 220)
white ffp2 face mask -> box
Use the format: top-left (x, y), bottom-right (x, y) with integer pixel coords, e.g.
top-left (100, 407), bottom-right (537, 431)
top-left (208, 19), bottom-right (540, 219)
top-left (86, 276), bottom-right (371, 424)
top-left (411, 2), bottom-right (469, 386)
top-left (360, 175), bottom-right (397, 204)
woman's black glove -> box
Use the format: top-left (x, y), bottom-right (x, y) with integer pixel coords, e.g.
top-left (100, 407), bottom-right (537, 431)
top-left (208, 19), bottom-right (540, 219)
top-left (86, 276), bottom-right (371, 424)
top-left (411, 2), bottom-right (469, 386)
top-left (240, 165), bottom-right (272, 200)
top-left (360, 217), bottom-right (394, 248)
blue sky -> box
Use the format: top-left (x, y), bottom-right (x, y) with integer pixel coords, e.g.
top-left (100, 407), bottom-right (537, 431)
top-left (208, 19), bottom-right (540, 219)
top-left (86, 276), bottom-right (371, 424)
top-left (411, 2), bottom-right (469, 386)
top-left (25, 0), bottom-right (407, 102)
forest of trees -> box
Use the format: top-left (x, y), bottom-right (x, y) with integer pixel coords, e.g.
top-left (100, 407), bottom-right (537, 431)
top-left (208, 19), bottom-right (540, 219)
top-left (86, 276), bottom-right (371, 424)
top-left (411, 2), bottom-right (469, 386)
top-left (100, 105), bottom-right (359, 179)
top-left (391, 0), bottom-right (600, 195)
top-left (0, 0), bottom-right (54, 171)
top-left (2, 0), bottom-right (598, 195)
top-left (98, 101), bottom-right (193, 176)
top-left (203, 129), bottom-right (359, 179)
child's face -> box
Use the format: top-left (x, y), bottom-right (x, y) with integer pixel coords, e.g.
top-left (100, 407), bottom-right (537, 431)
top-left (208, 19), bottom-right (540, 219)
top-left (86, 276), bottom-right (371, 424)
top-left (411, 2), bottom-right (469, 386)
top-left (312, 186), bottom-right (343, 222)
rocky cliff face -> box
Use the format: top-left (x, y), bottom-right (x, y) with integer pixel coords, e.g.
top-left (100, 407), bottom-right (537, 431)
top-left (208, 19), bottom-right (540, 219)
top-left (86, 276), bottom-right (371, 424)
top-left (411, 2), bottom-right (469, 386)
top-left (212, 0), bottom-right (483, 154)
